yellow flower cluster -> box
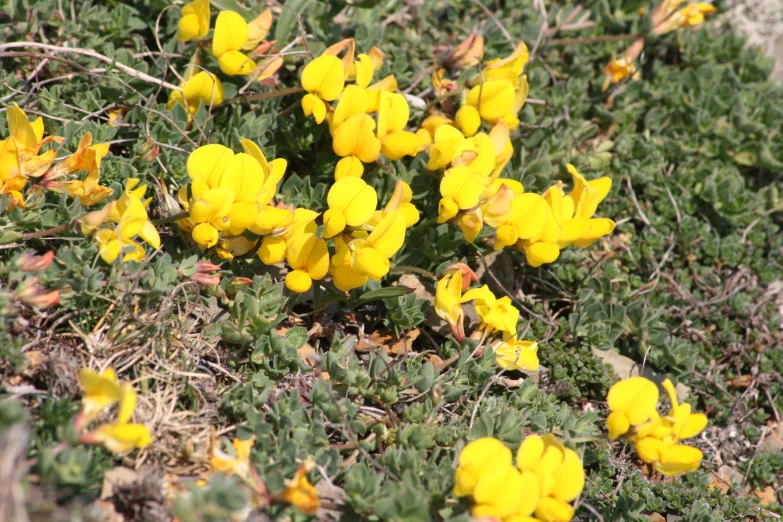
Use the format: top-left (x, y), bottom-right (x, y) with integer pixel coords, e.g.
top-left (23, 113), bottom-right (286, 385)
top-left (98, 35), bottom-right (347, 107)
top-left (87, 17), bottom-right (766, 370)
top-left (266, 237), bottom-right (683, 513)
top-left (300, 40), bottom-right (422, 179)
top-left (0, 104), bottom-right (112, 210)
top-left (81, 178), bottom-right (161, 263)
top-left (603, 0), bottom-right (716, 88)
top-left (452, 42), bottom-right (530, 136)
top-left (169, 0), bottom-right (281, 117)
top-left (606, 376), bottom-right (708, 476)
top-left (422, 44), bottom-right (614, 265)
top-left (75, 368), bottom-right (152, 454)
top-left (428, 118), bottom-right (614, 265)
top-left (174, 140), bottom-right (288, 253)
top-left (454, 435), bottom-right (584, 522)
top-left (434, 264), bottom-right (538, 372)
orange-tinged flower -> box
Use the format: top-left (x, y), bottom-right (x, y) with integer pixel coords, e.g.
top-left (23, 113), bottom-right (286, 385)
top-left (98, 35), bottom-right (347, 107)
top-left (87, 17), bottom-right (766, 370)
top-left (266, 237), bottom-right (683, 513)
top-left (281, 463), bottom-right (320, 515)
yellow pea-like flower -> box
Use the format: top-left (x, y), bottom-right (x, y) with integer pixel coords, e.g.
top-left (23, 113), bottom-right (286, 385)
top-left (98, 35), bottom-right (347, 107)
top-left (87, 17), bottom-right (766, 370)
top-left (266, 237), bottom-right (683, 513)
top-left (369, 179), bottom-right (419, 228)
top-left (285, 233), bottom-right (329, 293)
top-left (493, 336), bottom-right (539, 372)
top-left (183, 71), bottom-right (224, 108)
top-left (434, 271), bottom-right (472, 341)
top-left (453, 437), bottom-right (513, 498)
top-left (438, 166), bottom-right (486, 223)
top-left (494, 193), bottom-right (550, 251)
top-left (454, 105), bottom-right (481, 137)
top-left (426, 124), bottom-right (466, 170)
top-left (464, 80), bottom-right (516, 123)
top-left (244, 8), bottom-right (272, 49)
top-left (349, 210), bottom-right (406, 280)
top-left (301, 55), bottom-right (345, 123)
top-left (78, 368), bottom-right (122, 423)
top-left (282, 465), bottom-right (321, 515)
top-left (190, 187), bottom-right (234, 231)
top-left (461, 285), bottom-right (519, 338)
top-left (322, 176), bottom-right (378, 238)
top-left (332, 113), bottom-right (381, 165)
top-left (330, 236), bottom-right (368, 292)
top-left (212, 11), bottom-right (254, 75)
top-left (605, 376), bottom-right (660, 440)
top-left (178, 0), bottom-right (210, 42)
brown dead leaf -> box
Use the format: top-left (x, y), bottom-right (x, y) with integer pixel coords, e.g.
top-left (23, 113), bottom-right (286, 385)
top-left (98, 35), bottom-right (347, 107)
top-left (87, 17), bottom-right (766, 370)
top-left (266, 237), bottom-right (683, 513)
top-left (23, 351), bottom-right (44, 376)
top-left (754, 485), bottom-right (777, 506)
top-left (425, 354), bottom-right (444, 367)
top-left (355, 329), bottom-right (420, 356)
top-left (355, 331), bottom-right (392, 352)
top-left (647, 514), bottom-right (665, 522)
top-left (298, 343), bottom-right (321, 367)
top-left (708, 465), bottom-right (743, 494)
top-left (388, 328), bottom-right (420, 355)
top-left (726, 374), bottom-right (753, 390)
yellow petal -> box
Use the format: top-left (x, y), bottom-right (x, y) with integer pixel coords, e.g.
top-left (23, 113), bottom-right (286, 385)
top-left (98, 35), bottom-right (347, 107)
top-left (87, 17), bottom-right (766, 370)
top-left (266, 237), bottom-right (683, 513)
top-left (218, 50), bottom-right (255, 76)
top-left (466, 80), bottom-right (516, 122)
top-left (606, 376), bottom-right (659, 426)
top-left (334, 155), bottom-right (365, 180)
top-left (286, 269), bottom-right (313, 293)
top-left (213, 10), bottom-right (249, 58)
top-left (332, 113), bottom-right (381, 163)
top-left (523, 241), bottom-right (560, 267)
top-left (301, 55), bottom-right (345, 101)
top-left (302, 94), bottom-right (327, 124)
top-left (455, 105), bottom-right (481, 137)
top-left (187, 144), bottom-right (235, 186)
top-left (381, 131), bottom-right (420, 160)
top-left (192, 222), bottom-right (219, 249)
top-left (259, 236), bottom-right (286, 264)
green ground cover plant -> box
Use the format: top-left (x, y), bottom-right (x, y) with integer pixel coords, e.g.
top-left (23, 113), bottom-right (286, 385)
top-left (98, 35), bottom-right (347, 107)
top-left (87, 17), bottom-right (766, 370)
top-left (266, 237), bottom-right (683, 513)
top-left (0, 0), bottom-right (782, 520)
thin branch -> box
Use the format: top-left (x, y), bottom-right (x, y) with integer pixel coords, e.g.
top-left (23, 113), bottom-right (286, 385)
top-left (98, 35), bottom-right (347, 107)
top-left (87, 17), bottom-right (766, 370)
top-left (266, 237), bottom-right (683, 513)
top-left (0, 42), bottom-right (182, 91)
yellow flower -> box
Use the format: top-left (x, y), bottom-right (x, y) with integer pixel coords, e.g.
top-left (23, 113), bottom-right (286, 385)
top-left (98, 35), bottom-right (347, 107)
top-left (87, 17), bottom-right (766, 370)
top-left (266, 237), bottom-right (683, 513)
top-left (212, 11), bottom-right (255, 75)
top-left (434, 271), bottom-right (473, 341)
top-left (78, 368), bottom-right (122, 423)
top-left (211, 435), bottom-right (256, 480)
top-left (183, 71), bottom-right (224, 110)
top-left (464, 80), bottom-right (516, 124)
top-left (660, 378), bottom-right (709, 442)
top-left (349, 210), bottom-right (406, 281)
top-left (376, 91), bottom-right (420, 161)
top-left (301, 55), bottom-right (345, 123)
top-left (634, 437), bottom-right (704, 476)
top-left (285, 232), bottom-right (329, 293)
top-left (82, 382), bottom-right (152, 454)
top-left (282, 463), bottom-right (320, 515)
top-left (330, 236), bottom-right (368, 292)
top-left (42, 132), bottom-right (112, 206)
top-left (453, 437), bottom-right (513, 497)
top-left (517, 434), bottom-right (585, 522)
top-left (493, 336), bottom-right (539, 371)
top-left (369, 179), bottom-right (419, 228)
top-left (482, 42), bottom-right (529, 84)
top-left (494, 193), bottom-right (550, 251)
top-left (178, 0), bottom-right (210, 42)
top-left (472, 464), bottom-right (538, 521)
top-left (332, 113), bottom-right (382, 178)
top-left (1, 103), bottom-right (58, 208)
top-left (605, 376), bottom-right (660, 440)
top-left (426, 123), bottom-right (466, 170)
top-left (91, 179), bottom-right (161, 263)
top-left (322, 176), bottom-right (377, 238)
top-left (461, 285), bottom-right (519, 338)
top-left (438, 166), bottom-right (485, 223)
top-left (602, 56), bottom-right (640, 91)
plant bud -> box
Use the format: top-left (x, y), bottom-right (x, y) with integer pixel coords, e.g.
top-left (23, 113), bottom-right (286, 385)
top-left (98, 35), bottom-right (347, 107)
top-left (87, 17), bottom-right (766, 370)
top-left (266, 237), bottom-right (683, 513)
top-left (17, 251), bottom-right (54, 272)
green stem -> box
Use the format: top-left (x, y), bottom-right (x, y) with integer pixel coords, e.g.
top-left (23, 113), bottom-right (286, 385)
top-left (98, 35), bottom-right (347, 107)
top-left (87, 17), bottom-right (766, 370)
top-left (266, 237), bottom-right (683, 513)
top-left (226, 86), bottom-right (303, 104)
top-left (150, 211), bottom-right (190, 226)
top-left (389, 265), bottom-right (438, 281)
top-left (21, 219), bottom-right (79, 240)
